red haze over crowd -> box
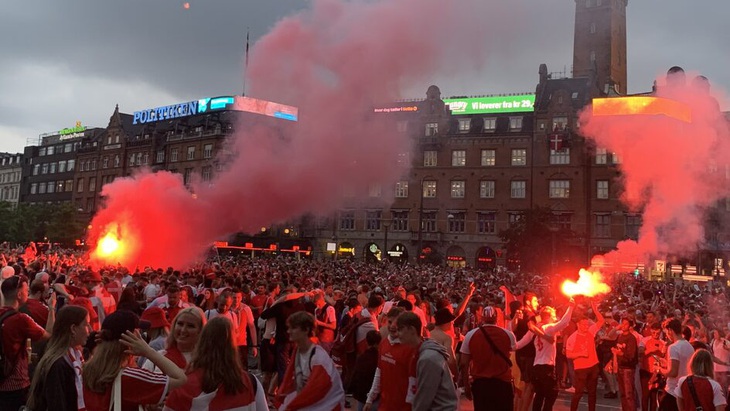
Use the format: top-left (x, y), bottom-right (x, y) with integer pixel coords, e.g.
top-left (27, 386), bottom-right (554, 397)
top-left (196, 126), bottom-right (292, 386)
top-left (88, 0), bottom-right (512, 268)
top-left (580, 69), bottom-right (730, 271)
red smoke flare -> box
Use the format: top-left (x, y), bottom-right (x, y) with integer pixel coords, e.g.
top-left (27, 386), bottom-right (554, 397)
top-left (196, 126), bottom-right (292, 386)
top-left (580, 71), bottom-right (729, 270)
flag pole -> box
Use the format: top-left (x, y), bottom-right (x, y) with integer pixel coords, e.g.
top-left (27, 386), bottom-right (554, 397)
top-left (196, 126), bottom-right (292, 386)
top-left (243, 28), bottom-right (250, 96)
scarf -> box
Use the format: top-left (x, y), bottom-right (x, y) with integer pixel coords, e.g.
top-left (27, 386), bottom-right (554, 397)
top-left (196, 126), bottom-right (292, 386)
top-left (65, 347), bottom-right (86, 410)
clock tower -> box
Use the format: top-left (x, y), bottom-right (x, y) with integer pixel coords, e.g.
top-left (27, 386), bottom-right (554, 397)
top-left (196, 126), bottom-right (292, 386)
top-left (573, 0), bottom-right (628, 95)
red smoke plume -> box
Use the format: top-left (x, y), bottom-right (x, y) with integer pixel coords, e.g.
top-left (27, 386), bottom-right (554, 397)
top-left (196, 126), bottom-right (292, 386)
top-left (88, 0), bottom-right (511, 268)
top-left (580, 70), bottom-right (729, 270)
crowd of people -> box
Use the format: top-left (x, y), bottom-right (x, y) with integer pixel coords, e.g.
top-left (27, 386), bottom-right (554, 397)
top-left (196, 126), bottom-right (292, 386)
top-left (0, 242), bottom-right (729, 411)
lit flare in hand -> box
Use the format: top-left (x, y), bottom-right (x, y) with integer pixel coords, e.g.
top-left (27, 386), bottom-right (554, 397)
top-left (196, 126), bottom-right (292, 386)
top-left (90, 222), bottom-right (136, 267)
top-left (561, 269), bottom-right (611, 297)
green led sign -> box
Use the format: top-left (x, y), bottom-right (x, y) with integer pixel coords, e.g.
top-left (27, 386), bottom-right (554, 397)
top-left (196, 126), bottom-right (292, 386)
top-left (59, 122), bottom-right (86, 135)
top-left (443, 94), bottom-right (535, 115)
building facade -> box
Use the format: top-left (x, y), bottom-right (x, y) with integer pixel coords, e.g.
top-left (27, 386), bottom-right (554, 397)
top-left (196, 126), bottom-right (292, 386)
top-left (0, 153), bottom-right (23, 207)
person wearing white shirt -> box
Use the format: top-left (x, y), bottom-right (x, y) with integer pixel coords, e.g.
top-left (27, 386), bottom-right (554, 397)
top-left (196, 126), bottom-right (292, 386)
top-left (517, 299), bottom-right (575, 411)
top-left (658, 318), bottom-right (695, 411)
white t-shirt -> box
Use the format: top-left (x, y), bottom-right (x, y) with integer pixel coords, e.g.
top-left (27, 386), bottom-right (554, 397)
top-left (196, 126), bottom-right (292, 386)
top-left (712, 339), bottom-right (730, 373)
top-left (673, 376), bottom-right (726, 407)
top-left (665, 339), bottom-right (695, 395)
top-left (144, 283), bottom-right (160, 302)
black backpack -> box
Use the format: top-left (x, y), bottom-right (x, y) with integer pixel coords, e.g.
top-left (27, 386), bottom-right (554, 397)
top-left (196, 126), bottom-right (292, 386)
top-left (0, 309), bottom-right (19, 381)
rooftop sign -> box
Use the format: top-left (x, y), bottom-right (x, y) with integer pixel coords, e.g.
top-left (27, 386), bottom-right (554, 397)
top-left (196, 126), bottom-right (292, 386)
top-left (443, 94), bottom-right (535, 115)
top-left (133, 95), bottom-right (297, 124)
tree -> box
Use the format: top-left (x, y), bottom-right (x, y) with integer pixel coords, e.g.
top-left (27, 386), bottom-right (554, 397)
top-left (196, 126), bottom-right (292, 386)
top-left (499, 206), bottom-right (578, 273)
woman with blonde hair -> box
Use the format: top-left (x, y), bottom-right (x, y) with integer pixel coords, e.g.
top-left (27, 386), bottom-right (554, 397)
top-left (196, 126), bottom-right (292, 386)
top-left (82, 310), bottom-right (187, 411)
top-left (143, 307), bottom-right (206, 371)
top-left (163, 316), bottom-right (267, 410)
top-left (674, 349), bottom-right (727, 411)
top-left (26, 305), bottom-right (91, 411)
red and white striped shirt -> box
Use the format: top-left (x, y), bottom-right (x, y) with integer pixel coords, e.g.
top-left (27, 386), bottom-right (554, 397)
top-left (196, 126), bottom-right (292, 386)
top-left (83, 367), bottom-right (169, 411)
top-left (164, 368), bottom-right (267, 411)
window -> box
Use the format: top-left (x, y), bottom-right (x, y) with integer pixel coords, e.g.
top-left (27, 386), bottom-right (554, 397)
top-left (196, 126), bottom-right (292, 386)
top-left (203, 144), bottom-right (213, 159)
top-left (423, 150), bottom-right (437, 167)
top-left (595, 148), bottom-right (608, 164)
top-left (450, 181), bottom-right (465, 198)
top-left (422, 212), bottom-right (437, 232)
top-left (49, 162), bottom-right (57, 173)
top-left (509, 117), bottom-right (523, 130)
top-left (396, 121), bottom-right (408, 133)
top-left (595, 214), bottom-right (611, 238)
top-left (590, 51), bottom-right (596, 63)
top-left (65, 143), bottom-right (73, 153)
top-left (86, 198), bottom-right (94, 212)
top-left (425, 122), bottom-right (438, 136)
top-left (511, 181), bottom-right (526, 198)
top-left (339, 211), bottom-right (355, 230)
top-left (590, 22), bottom-right (596, 34)
top-left (447, 212), bottom-right (465, 233)
top-left (458, 119), bottom-right (471, 133)
top-left (47, 182), bottom-right (55, 193)
top-left (368, 184), bottom-right (382, 198)
top-left (597, 180), bottom-right (609, 199)
top-left (91, 159), bottom-right (96, 170)
top-left (551, 213), bottom-right (572, 231)
top-left (30, 183), bottom-right (37, 195)
top-left (625, 214), bottom-right (641, 240)
top-left (41, 164), bottom-right (48, 174)
top-left (67, 159), bottom-right (75, 171)
top-left (58, 160), bottom-right (67, 173)
top-left (114, 155), bottom-right (120, 168)
top-left (32, 164), bottom-right (39, 176)
top-left (451, 150), bottom-right (466, 166)
top-left (550, 148), bottom-right (570, 165)
top-left (202, 166), bottom-right (212, 182)
top-left (57, 181), bottom-right (65, 192)
top-left (395, 181), bottom-right (409, 198)
top-left (128, 154), bottom-right (135, 167)
top-left (549, 180), bottom-right (570, 198)
top-left (187, 146), bottom-right (195, 160)
top-left (508, 212), bottom-right (523, 226)
top-left (77, 178), bottom-right (84, 193)
top-left (483, 117), bottom-right (496, 132)
top-left (47, 146), bottom-right (55, 155)
top-left (142, 153), bottom-right (149, 165)
top-left (183, 168), bottom-right (193, 185)
top-left (480, 180), bottom-right (495, 198)
top-left (611, 152), bottom-right (622, 164)
top-left (511, 149), bottom-right (527, 166)
top-left (477, 212), bottom-right (496, 234)
top-left (156, 151), bottom-right (165, 163)
top-left (38, 183), bottom-right (46, 194)
top-left (391, 211), bottom-right (409, 231)
top-left (89, 177), bottom-right (96, 192)
top-left (552, 116), bottom-right (568, 131)
top-left (102, 157), bottom-right (109, 169)
top-left (366, 210), bottom-right (382, 231)
top-left (39, 147), bottom-right (46, 156)
top-left (171, 148), bottom-right (179, 162)
top-left (423, 181), bottom-right (437, 198)
top-left (481, 149), bottom-right (496, 166)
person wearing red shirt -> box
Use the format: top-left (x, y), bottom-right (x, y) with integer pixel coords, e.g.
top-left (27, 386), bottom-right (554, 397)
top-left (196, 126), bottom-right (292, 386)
top-left (460, 306), bottom-right (519, 411)
top-left (565, 301), bottom-right (604, 411)
top-left (0, 275), bottom-right (55, 411)
top-left (19, 279), bottom-right (50, 328)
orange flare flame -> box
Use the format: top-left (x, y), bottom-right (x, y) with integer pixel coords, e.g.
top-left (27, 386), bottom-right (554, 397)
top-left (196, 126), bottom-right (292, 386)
top-left (90, 222), bottom-right (134, 267)
top-left (561, 269), bottom-right (611, 297)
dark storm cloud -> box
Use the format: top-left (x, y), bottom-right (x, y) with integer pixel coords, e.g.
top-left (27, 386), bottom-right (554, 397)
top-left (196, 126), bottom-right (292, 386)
top-left (0, 0), bottom-right (727, 152)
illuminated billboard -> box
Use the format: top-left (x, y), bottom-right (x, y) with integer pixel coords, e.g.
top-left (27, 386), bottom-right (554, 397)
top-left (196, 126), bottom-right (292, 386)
top-left (443, 94), bottom-right (535, 115)
top-left (233, 96), bottom-right (298, 121)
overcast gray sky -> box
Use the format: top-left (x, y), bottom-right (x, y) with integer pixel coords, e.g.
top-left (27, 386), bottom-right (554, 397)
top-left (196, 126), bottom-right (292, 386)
top-left (0, 0), bottom-right (727, 153)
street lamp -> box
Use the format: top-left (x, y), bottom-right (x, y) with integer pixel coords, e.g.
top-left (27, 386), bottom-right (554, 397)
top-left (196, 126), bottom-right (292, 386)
top-left (382, 214), bottom-right (391, 262)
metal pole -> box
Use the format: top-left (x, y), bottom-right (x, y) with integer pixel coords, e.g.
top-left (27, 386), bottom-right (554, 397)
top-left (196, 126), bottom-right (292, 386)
top-left (417, 178), bottom-right (424, 264)
top-left (384, 223), bottom-right (389, 262)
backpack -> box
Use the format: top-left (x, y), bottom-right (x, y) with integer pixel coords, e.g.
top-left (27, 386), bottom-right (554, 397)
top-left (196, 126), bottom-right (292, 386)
top-left (330, 316), bottom-right (371, 367)
top-left (0, 309), bottom-right (19, 381)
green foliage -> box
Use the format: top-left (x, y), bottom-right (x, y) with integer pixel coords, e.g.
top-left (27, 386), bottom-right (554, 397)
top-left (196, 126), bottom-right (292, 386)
top-left (499, 206), bottom-right (577, 273)
top-left (0, 202), bottom-right (86, 246)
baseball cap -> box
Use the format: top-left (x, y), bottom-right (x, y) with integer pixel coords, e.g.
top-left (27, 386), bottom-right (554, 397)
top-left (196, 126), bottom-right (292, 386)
top-left (483, 306), bottom-right (498, 320)
top-left (100, 310), bottom-right (150, 341)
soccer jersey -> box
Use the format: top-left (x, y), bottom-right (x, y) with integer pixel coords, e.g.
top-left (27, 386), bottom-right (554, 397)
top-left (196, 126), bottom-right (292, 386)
top-left (461, 325), bottom-right (516, 382)
top-left (278, 344), bottom-right (345, 411)
top-left (83, 367), bottom-right (169, 411)
top-left (163, 369), bottom-right (268, 411)
top-left (378, 337), bottom-right (418, 410)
